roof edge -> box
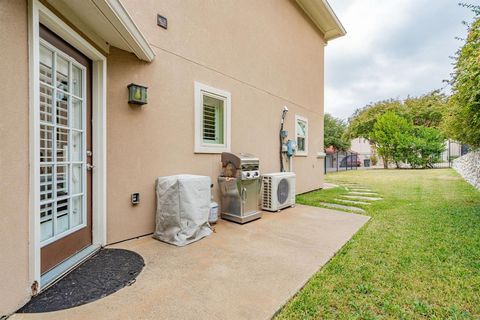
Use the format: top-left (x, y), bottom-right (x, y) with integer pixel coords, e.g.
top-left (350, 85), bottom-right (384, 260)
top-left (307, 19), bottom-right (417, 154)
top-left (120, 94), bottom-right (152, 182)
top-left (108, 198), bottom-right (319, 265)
top-left (295, 0), bottom-right (346, 42)
top-left (92, 0), bottom-right (156, 62)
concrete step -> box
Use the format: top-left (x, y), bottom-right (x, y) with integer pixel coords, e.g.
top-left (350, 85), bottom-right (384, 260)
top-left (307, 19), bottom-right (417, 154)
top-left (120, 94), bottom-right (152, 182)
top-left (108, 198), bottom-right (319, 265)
top-left (318, 202), bottom-right (366, 213)
top-left (334, 198), bottom-right (371, 205)
top-left (341, 195), bottom-right (383, 201)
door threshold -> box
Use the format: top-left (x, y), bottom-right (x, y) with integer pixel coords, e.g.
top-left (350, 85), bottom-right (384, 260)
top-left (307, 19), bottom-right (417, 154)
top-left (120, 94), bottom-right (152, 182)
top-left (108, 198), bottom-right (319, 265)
top-left (40, 244), bottom-right (101, 291)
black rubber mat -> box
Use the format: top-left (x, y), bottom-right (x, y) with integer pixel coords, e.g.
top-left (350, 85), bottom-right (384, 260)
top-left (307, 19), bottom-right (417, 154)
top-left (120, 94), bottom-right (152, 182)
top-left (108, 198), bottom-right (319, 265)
top-left (18, 248), bottom-right (144, 313)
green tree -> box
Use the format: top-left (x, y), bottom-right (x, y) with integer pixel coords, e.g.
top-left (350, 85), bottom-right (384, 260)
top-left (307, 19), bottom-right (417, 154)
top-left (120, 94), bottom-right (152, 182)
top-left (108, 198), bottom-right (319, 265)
top-left (324, 113), bottom-right (350, 151)
top-left (346, 99), bottom-right (403, 142)
top-left (403, 90), bottom-right (448, 128)
top-left (371, 112), bottom-right (412, 168)
top-left (443, 6), bottom-right (480, 147)
top-left (406, 127), bottom-right (445, 168)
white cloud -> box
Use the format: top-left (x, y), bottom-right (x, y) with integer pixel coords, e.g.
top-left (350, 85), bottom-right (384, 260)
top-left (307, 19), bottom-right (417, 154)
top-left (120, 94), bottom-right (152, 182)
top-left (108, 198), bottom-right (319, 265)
top-left (324, 0), bottom-right (472, 120)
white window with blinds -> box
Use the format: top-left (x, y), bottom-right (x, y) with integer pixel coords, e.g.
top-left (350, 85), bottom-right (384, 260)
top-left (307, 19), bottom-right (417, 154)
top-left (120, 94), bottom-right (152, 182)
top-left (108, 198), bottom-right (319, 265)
top-left (295, 115), bottom-right (308, 156)
top-left (194, 82), bottom-right (231, 153)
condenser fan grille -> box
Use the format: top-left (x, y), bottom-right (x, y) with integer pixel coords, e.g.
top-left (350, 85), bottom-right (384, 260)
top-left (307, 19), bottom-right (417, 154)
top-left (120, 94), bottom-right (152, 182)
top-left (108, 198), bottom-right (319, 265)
top-left (277, 178), bottom-right (289, 204)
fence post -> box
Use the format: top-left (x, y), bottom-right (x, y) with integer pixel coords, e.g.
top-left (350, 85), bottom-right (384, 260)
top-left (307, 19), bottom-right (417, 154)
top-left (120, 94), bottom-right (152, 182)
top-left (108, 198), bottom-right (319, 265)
top-left (336, 151), bottom-right (339, 172)
top-left (448, 140), bottom-right (451, 168)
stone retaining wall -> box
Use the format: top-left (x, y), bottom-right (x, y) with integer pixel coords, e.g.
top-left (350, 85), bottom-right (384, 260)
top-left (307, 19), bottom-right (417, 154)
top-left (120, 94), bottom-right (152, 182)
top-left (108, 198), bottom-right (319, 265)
top-left (452, 151), bottom-right (480, 190)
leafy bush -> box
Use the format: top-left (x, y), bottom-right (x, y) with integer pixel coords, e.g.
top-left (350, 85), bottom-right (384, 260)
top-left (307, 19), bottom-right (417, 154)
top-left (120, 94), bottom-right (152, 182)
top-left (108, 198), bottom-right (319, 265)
top-left (371, 112), bottom-right (445, 169)
top-left (443, 9), bottom-right (480, 148)
top-left (405, 126), bottom-right (445, 168)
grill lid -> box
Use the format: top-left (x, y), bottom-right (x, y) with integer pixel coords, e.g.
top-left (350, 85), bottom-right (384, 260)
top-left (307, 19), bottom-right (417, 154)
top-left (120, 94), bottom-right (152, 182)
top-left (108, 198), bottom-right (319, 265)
top-left (221, 152), bottom-right (259, 170)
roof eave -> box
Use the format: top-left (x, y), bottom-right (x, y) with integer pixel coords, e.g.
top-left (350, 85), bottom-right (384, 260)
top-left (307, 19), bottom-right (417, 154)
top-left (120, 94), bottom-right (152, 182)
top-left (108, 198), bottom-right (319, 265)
top-left (296, 0), bottom-right (346, 42)
top-left (92, 0), bottom-right (155, 62)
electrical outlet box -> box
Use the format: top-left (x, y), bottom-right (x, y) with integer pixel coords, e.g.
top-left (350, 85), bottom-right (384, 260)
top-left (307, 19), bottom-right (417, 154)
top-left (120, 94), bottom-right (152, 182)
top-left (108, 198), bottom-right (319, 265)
top-left (131, 193), bottom-right (140, 205)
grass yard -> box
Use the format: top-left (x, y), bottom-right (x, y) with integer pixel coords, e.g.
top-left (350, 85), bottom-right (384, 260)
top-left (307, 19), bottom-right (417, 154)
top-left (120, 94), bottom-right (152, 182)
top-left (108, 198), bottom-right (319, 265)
top-left (276, 169), bottom-right (480, 319)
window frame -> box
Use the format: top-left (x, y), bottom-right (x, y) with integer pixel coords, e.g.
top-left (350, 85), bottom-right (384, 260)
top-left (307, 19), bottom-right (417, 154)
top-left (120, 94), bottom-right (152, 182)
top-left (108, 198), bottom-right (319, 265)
top-left (38, 39), bottom-right (88, 247)
top-left (295, 115), bottom-right (308, 156)
top-left (194, 82), bottom-right (231, 153)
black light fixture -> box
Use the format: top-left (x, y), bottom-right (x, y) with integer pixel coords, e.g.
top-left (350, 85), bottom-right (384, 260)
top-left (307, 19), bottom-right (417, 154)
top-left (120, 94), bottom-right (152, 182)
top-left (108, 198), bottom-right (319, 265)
top-left (127, 83), bottom-right (148, 105)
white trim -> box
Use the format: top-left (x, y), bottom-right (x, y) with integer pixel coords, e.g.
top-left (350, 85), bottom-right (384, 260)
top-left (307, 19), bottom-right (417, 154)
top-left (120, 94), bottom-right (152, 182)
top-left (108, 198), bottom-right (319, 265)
top-left (29, 0), bottom-right (108, 292)
top-left (295, 0), bottom-right (346, 42)
top-left (194, 82), bottom-right (231, 154)
top-left (295, 115), bottom-right (309, 156)
top-left (91, 0), bottom-right (155, 62)
top-left (41, 244), bottom-right (100, 289)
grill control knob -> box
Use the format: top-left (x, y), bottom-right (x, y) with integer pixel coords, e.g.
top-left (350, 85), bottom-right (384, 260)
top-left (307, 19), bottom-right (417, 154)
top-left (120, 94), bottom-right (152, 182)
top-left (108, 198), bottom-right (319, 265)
top-left (246, 172), bottom-right (251, 178)
top-left (254, 172), bottom-right (259, 176)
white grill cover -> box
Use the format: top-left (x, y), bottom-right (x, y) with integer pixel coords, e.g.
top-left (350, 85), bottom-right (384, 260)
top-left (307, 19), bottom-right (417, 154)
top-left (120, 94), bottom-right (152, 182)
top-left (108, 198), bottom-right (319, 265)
top-left (154, 175), bottom-right (212, 246)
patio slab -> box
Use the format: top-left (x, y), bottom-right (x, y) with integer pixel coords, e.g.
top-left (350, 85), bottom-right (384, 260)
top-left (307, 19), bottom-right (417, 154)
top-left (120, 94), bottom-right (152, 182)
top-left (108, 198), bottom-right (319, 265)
top-left (12, 205), bottom-right (369, 320)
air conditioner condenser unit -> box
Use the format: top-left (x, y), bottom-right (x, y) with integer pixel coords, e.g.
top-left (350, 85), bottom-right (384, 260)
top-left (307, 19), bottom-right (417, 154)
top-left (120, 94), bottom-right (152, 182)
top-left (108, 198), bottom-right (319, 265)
top-left (261, 172), bottom-right (296, 211)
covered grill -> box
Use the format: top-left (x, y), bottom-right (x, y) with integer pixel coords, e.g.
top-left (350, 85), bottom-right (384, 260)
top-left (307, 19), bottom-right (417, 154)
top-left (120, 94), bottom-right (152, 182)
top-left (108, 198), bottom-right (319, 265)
top-left (218, 152), bottom-right (262, 223)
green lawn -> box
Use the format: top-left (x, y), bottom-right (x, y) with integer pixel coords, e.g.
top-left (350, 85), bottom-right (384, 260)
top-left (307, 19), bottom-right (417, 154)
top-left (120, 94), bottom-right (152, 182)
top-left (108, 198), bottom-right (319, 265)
top-left (276, 169), bottom-right (480, 319)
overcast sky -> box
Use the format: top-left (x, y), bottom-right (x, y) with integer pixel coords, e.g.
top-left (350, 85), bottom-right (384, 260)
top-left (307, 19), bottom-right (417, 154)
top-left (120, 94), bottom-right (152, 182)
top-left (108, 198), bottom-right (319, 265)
top-left (325, 0), bottom-right (475, 120)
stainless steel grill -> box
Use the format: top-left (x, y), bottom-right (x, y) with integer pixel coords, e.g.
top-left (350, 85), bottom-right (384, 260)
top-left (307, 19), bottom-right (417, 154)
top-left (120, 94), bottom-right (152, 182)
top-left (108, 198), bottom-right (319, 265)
top-left (218, 152), bottom-right (262, 224)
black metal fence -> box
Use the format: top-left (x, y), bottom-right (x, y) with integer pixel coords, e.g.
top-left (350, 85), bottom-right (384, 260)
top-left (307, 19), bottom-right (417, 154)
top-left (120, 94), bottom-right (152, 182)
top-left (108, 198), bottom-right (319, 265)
top-left (324, 141), bottom-right (469, 173)
top-left (431, 140), bottom-right (469, 168)
top-left (325, 151), bottom-right (359, 174)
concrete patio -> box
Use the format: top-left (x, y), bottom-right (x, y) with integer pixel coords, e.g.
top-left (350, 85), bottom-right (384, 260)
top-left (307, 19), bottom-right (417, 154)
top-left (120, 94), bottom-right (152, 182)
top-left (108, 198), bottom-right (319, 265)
top-left (12, 205), bottom-right (369, 320)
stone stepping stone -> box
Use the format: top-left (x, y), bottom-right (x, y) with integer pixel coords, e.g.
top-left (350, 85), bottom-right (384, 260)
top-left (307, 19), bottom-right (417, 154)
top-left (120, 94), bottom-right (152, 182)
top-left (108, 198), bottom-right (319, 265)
top-left (342, 195), bottom-right (383, 201)
top-left (334, 198), bottom-right (371, 205)
top-left (346, 186), bottom-right (371, 189)
top-left (348, 191), bottom-right (379, 196)
top-left (323, 182), bottom-right (339, 189)
top-left (318, 202), bottom-right (366, 213)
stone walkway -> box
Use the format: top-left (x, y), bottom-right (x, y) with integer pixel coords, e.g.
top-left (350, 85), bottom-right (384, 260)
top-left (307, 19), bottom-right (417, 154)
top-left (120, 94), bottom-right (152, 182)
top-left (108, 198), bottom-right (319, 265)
top-left (318, 183), bottom-right (383, 213)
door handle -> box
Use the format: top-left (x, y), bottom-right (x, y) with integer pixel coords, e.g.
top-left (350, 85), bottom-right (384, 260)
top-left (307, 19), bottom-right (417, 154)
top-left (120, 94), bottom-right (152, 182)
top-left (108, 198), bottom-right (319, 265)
top-left (241, 187), bottom-right (247, 202)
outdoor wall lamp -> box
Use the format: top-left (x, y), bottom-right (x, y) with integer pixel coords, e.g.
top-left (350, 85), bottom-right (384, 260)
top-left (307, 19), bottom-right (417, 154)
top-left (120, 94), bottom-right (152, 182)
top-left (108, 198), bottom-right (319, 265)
top-left (127, 83), bottom-right (148, 105)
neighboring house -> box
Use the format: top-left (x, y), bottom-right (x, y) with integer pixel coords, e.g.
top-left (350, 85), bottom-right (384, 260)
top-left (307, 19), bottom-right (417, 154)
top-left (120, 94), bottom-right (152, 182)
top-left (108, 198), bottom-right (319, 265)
top-left (0, 0), bottom-right (345, 314)
top-left (350, 137), bottom-right (383, 167)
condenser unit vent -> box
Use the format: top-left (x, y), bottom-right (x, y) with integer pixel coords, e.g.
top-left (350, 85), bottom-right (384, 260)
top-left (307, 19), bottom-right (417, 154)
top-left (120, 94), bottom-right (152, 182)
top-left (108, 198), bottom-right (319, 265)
top-left (261, 172), bottom-right (296, 211)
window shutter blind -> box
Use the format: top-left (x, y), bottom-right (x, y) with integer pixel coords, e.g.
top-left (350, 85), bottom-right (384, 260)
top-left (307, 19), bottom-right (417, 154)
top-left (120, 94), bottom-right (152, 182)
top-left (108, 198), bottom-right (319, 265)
top-left (202, 94), bottom-right (224, 144)
top-left (203, 103), bottom-right (217, 142)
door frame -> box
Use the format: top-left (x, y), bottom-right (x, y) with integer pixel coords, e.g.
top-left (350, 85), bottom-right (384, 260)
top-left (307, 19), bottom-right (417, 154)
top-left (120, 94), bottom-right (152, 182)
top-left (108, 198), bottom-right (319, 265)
top-left (28, 0), bottom-right (107, 292)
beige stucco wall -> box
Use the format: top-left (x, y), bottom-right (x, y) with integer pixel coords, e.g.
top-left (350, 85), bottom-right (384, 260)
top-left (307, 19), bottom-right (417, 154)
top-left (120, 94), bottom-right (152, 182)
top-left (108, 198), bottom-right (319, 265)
top-left (107, 0), bottom-right (326, 243)
top-left (0, 0), bottom-right (327, 313)
top-left (0, 0), bottom-right (31, 315)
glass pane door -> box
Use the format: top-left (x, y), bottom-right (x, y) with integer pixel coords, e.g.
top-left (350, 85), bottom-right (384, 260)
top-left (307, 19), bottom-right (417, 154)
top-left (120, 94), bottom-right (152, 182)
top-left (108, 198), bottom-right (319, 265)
top-left (39, 40), bottom-right (87, 246)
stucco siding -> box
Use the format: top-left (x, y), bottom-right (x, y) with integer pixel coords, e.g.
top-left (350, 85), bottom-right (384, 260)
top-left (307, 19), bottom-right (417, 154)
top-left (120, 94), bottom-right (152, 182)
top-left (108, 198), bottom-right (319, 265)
top-left (0, 0), bottom-right (31, 315)
top-left (106, 0), bottom-right (326, 243)
top-left (0, 0), bottom-right (327, 313)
